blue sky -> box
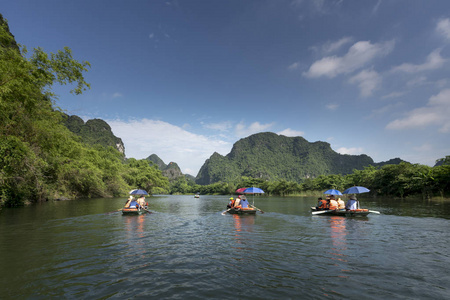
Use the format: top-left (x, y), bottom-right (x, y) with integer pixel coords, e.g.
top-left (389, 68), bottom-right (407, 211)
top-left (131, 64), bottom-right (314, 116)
top-left (3, 0), bottom-right (450, 175)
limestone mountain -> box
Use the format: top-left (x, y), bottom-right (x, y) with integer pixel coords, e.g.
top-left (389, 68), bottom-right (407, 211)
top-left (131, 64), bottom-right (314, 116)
top-left (196, 132), bottom-right (405, 185)
top-left (146, 154), bottom-right (184, 181)
top-left (63, 115), bottom-right (125, 155)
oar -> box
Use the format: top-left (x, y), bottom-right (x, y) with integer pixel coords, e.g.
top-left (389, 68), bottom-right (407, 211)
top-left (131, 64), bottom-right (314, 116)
top-left (311, 210), bottom-right (332, 215)
top-left (369, 210), bottom-right (381, 214)
top-left (250, 205), bottom-right (264, 214)
top-left (143, 208), bottom-right (152, 214)
top-left (222, 208), bottom-right (232, 215)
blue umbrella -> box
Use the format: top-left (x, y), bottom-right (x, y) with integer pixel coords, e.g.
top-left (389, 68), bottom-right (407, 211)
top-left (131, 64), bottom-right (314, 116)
top-left (243, 187), bottom-right (264, 207)
top-left (323, 189), bottom-right (343, 195)
top-left (129, 189), bottom-right (149, 195)
top-left (343, 186), bottom-right (370, 194)
top-left (243, 187), bottom-right (265, 194)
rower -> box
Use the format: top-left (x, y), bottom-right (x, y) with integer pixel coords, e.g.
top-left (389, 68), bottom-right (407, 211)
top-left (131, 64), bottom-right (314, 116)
top-left (227, 197), bottom-right (235, 208)
top-left (316, 197), bottom-right (328, 210)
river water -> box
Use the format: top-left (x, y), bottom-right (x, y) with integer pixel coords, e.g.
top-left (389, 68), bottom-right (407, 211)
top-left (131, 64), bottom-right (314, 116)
top-left (1, 195), bottom-right (449, 299)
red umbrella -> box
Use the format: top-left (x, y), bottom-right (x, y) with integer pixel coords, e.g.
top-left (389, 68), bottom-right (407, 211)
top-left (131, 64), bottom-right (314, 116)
top-left (235, 187), bottom-right (247, 194)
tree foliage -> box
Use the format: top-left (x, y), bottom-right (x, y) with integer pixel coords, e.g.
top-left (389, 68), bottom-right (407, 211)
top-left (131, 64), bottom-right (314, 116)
top-left (0, 16), bottom-right (168, 206)
top-left (195, 132), bottom-right (399, 185)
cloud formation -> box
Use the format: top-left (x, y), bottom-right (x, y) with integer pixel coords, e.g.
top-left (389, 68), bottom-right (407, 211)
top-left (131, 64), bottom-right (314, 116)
top-left (349, 69), bottom-right (381, 97)
top-left (303, 40), bottom-right (394, 78)
top-left (391, 49), bottom-right (447, 73)
top-left (106, 118), bottom-right (232, 175)
top-left (386, 89), bottom-right (450, 132)
top-left (321, 36), bottom-right (353, 54)
top-left (235, 121), bottom-right (275, 138)
top-left (436, 18), bottom-right (450, 41)
top-left (278, 128), bottom-right (305, 137)
top-left (336, 147), bottom-right (364, 155)
top-left (326, 103), bottom-right (339, 110)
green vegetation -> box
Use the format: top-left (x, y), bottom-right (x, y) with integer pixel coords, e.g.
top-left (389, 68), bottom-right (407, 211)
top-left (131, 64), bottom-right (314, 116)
top-left (1, 15), bottom-right (447, 206)
top-left (171, 162), bottom-right (450, 198)
top-left (0, 16), bottom-right (168, 206)
top-left (195, 132), bottom-right (401, 185)
top-left (63, 115), bottom-right (125, 155)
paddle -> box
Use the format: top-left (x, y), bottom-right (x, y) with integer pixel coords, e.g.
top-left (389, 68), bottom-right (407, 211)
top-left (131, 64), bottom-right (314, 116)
top-left (143, 208), bottom-right (152, 214)
top-left (369, 210), bottom-right (381, 214)
top-left (250, 204), bottom-right (264, 214)
top-left (221, 208), bottom-right (232, 215)
top-left (311, 210), bottom-right (332, 215)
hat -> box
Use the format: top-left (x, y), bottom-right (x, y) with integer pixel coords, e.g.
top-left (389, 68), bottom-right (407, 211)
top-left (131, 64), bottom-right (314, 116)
top-left (229, 197), bottom-right (234, 200)
top-left (349, 195), bottom-right (357, 200)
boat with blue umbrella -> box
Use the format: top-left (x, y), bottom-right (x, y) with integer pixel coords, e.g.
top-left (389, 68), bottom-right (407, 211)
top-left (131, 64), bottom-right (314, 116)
top-left (122, 189), bottom-right (150, 215)
top-left (223, 187), bottom-right (265, 215)
top-left (311, 186), bottom-right (379, 216)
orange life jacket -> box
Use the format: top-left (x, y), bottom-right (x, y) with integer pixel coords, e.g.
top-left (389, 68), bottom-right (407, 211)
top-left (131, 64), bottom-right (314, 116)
top-left (318, 200), bottom-right (328, 209)
top-left (329, 200), bottom-right (338, 210)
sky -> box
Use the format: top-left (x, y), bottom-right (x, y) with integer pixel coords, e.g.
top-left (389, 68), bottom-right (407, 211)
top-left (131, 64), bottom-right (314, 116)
top-left (3, 0), bottom-right (450, 176)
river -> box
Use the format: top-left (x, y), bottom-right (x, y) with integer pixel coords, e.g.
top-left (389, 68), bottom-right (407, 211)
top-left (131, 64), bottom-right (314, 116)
top-left (1, 195), bottom-right (449, 299)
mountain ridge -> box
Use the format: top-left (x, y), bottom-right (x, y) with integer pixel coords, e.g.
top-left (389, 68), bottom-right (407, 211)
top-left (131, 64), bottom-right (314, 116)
top-left (195, 132), bottom-right (406, 184)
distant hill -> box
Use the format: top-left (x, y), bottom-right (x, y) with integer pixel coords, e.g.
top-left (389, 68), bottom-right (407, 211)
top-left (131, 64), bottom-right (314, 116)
top-left (196, 132), bottom-right (406, 185)
top-left (434, 156), bottom-right (450, 167)
top-left (63, 115), bottom-right (125, 155)
top-left (146, 154), bottom-right (184, 181)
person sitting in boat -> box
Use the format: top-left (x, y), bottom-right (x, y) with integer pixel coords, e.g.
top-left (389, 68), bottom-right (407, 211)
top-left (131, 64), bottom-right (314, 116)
top-left (227, 197), bottom-right (235, 208)
top-left (126, 199), bottom-right (139, 208)
top-left (328, 195), bottom-right (339, 210)
top-left (316, 197), bottom-right (328, 210)
top-left (125, 196), bottom-right (133, 208)
top-left (240, 197), bottom-right (250, 209)
top-left (345, 195), bottom-right (358, 210)
top-left (337, 197), bottom-right (345, 210)
top-left (137, 196), bottom-right (146, 208)
top-left (234, 196), bottom-right (242, 209)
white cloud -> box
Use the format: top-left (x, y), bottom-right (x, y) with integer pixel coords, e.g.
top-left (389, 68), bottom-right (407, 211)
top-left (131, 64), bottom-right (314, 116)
top-left (235, 121), bottom-right (275, 138)
top-left (106, 118), bottom-right (232, 175)
top-left (303, 40), bottom-right (394, 78)
top-left (288, 62), bottom-right (300, 70)
top-left (322, 36), bottom-right (353, 54)
top-left (149, 33), bottom-right (155, 39)
top-left (436, 18), bottom-right (450, 41)
top-left (372, 0), bottom-right (382, 14)
top-left (336, 147), bottom-right (364, 155)
top-left (391, 49), bottom-right (447, 73)
top-left (386, 88), bottom-right (450, 132)
top-left (278, 128), bottom-right (305, 137)
top-left (112, 92), bottom-right (123, 98)
top-left (326, 103), bottom-right (339, 110)
top-left (349, 69), bottom-right (381, 97)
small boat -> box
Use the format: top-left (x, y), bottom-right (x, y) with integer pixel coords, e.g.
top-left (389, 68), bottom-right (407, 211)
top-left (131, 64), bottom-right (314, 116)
top-left (194, 194), bottom-right (200, 198)
top-left (311, 207), bottom-right (371, 217)
top-left (122, 207), bottom-right (148, 215)
top-left (226, 207), bottom-right (257, 215)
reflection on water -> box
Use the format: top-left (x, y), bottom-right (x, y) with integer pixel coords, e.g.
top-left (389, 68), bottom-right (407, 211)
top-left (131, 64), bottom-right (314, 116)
top-left (328, 216), bottom-right (348, 265)
top-left (0, 195), bottom-right (449, 299)
top-left (231, 215), bottom-right (256, 262)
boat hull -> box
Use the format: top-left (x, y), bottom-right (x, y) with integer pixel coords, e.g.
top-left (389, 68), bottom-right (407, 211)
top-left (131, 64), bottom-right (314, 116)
top-left (122, 208), bottom-right (147, 215)
top-left (311, 207), bottom-right (370, 216)
top-left (227, 207), bottom-right (257, 215)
